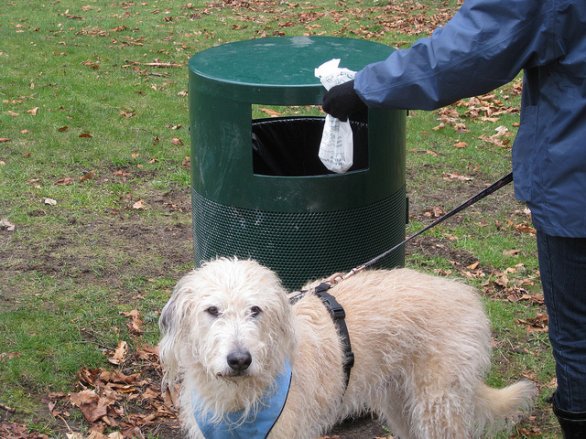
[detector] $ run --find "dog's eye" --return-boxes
[250,306,262,317]
[205,306,220,317]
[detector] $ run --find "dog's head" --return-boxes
[158,258,295,389]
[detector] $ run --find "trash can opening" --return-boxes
[252,116,368,176]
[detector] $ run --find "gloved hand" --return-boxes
[322,80,368,122]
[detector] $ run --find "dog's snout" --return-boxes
[227,350,252,372]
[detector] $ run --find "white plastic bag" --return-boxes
[315,59,356,174]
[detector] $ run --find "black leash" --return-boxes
[335,172,513,282]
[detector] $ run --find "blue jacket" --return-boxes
[355,0,586,237]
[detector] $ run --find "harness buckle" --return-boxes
[315,288,346,320]
[327,302,346,320]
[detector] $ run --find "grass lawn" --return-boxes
[1,0,558,437]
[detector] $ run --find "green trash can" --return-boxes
[189,36,406,290]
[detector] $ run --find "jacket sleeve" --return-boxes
[355,0,557,110]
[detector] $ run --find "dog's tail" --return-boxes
[474,380,537,435]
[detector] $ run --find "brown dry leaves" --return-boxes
[120,310,144,335]
[48,344,177,438]
[433,89,520,150]
[42,310,176,437]
[0,422,48,439]
[443,258,546,334]
[202,0,456,40]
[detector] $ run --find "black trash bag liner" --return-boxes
[252,116,368,176]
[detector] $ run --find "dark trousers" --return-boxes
[537,232,586,413]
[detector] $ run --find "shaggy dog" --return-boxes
[159,258,536,439]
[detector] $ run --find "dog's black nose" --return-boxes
[227,350,252,372]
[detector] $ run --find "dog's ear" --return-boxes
[158,296,181,389]
[159,296,176,335]
[158,271,198,389]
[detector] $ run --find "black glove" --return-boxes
[322,80,368,122]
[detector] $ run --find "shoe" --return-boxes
[553,402,586,439]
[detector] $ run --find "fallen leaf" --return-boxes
[69,389,110,423]
[136,345,159,361]
[0,219,16,232]
[79,132,93,138]
[0,137,11,143]
[108,341,128,365]
[82,60,100,70]
[119,109,135,118]
[259,107,282,117]
[466,261,480,270]
[494,125,510,136]
[423,206,445,218]
[27,107,39,116]
[514,223,536,235]
[171,137,183,146]
[494,273,510,288]
[55,177,74,185]
[99,370,141,385]
[479,134,510,148]
[121,310,144,335]
[132,199,146,210]
[443,172,473,181]
[44,198,57,206]
[0,351,20,360]
[453,141,468,149]
[518,313,549,333]
[80,170,95,182]
[0,422,47,439]
[57,126,69,132]
[112,170,131,182]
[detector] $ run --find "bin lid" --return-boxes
[189,36,393,104]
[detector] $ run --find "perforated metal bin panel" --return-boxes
[192,188,406,290]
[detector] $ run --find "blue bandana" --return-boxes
[193,360,292,439]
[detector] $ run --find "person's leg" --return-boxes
[537,232,586,437]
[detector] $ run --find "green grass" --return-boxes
[1,0,558,437]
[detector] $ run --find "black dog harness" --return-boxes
[289,282,355,390]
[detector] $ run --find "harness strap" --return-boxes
[314,282,355,390]
[288,283,354,390]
